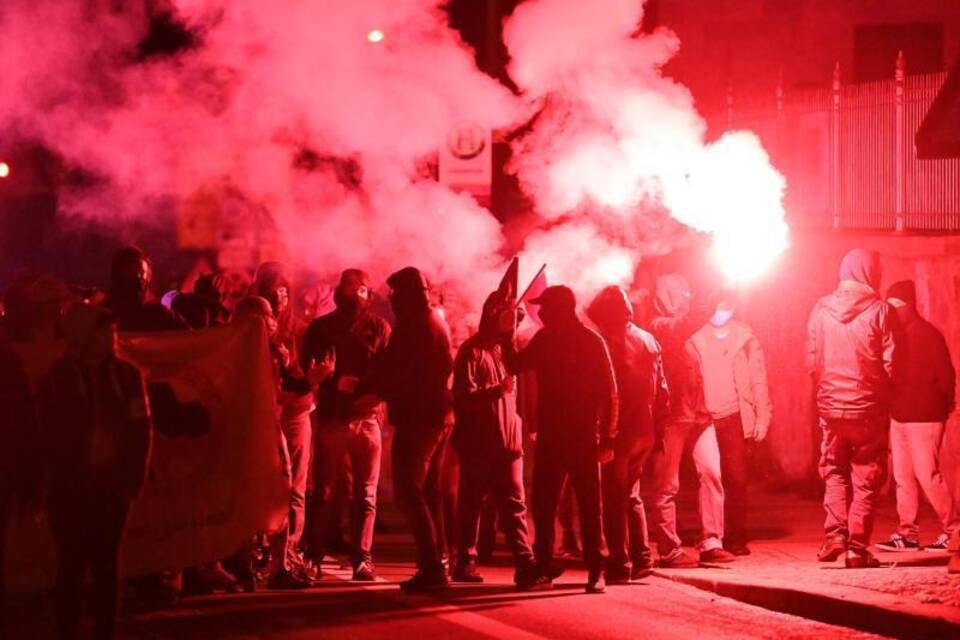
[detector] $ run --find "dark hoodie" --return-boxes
[452,290,522,459]
[587,286,670,443]
[806,249,895,419]
[649,274,714,428]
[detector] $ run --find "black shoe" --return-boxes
[817,535,847,562]
[267,569,311,590]
[699,548,736,563]
[844,549,880,569]
[876,533,919,552]
[452,558,484,583]
[586,569,606,594]
[399,570,449,594]
[540,563,565,581]
[353,561,377,582]
[605,567,631,585]
[514,564,553,591]
[630,559,654,580]
[727,542,751,556]
[924,533,951,552]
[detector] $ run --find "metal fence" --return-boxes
[715,55,960,232]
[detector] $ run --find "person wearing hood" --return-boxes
[649,273,733,567]
[377,267,455,593]
[689,297,773,556]
[587,286,669,583]
[300,269,391,582]
[503,285,618,594]
[37,302,153,640]
[807,248,895,568]
[104,246,184,332]
[875,280,958,554]
[451,287,547,590]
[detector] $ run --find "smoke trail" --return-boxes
[503,0,789,291]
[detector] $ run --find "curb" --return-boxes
[653,569,960,640]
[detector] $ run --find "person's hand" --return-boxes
[753,422,769,443]
[501,376,517,395]
[307,353,336,386]
[276,344,291,368]
[598,447,615,465]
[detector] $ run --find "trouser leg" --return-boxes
[393,425,449,573]
[715,414,748,545]
[601,445,630,574]
[819,419,852,540]
[569,449,606,573]
[456,457,489,561]
[308,425,350,562]
[532,443,567,570]
[89,498,132,640]
[847,419,888,551]
[49,493,87,640]
[281,412,313,563]
[348,417,382,565]
[905,421,959,537]
[890,420,920,540]
[653,423,690,556]
[490,456,535,565]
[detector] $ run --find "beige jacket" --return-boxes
[690,320,773,439]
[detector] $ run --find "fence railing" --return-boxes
[712,53,960,232]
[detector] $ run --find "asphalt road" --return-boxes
[119,561,891,640]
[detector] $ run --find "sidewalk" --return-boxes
[654,491,960,639]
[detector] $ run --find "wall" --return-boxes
[660,0,960,107]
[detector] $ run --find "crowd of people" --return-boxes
[1,245,959,639]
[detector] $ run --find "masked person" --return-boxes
[649,274,732,566]
[875,281,958,554]
[376,267,454,593]
[689,299,772,556]
[503,285,617,593]
[587,286,669,583]
[807,249,895,568]
[104,246,183,332]
[37,303,152,640]
[451,288,547,590]
[300,269,390,581]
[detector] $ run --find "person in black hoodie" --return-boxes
[876,280,958,553]
[807,248,895,568]
[103,246,184,332]
[587,285,669,583]
[378,267,454,593]
[451,287,546,589]
[300,269,391,581]
[503,285,618,594]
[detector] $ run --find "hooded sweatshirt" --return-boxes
[452,290,522,459]
[889,303,955,423]
[806,249,895,418]
[649,274,714,428]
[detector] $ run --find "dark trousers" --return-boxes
[457,453,534,566]
[48,489,132,640]
[714,413,749,546]
[533,440,607,572]
[393,424,452,573]
[601,434,654,574]
[311,416,382,565]
[819,416,888,551]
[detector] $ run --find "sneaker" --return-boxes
[630,559,654,581]
[267,568,312,590]
[452,558,484,583]
[844,549,880,569]
[399,570,449,594]
[876,534,920,552]
[514,565,553,591]
[924,533,951,552]
[658,548,699,568]
[585,568,606,594]
[540,562,566,581]
[353,561,377,582]
[817,535,847,562]
[726,542,751,556]
[699,548,736,564]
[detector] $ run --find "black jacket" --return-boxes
[453,337,521,459]
[891,311,955,423]
[505,319,618,449]
[301,307,391,421]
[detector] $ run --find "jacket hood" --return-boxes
[655,274,691,318]
[587,285,633,330]
[823,283,881,323]
[838,249,881,292]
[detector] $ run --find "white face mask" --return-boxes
[709,309,734,327]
